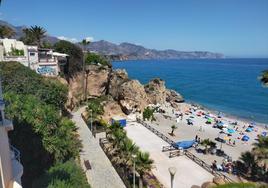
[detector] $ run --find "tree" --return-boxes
[200,139,215,154]
[143,107,155,121]
[53,40,83,75]
[0,25,15,38]
[34,160,90,188]
[170,125,177,136]
[260,70,268,87]
[85,53,111,67]
[253,136,268,166]
[239,151,258,177]
[29,25,47,47]
[135,151,154,178]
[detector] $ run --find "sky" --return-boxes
[0,0,268,57]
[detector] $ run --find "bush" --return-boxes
[34,160,90,188]
[143,107,155,121]
[85,53,111,67]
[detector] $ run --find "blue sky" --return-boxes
[1,0,268,57]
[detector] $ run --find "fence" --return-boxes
[137,119,235,183]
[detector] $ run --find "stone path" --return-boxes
[71,107,125,188]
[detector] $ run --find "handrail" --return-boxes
[138,119,235,183]
[10,145,21,163]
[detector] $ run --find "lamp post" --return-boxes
[168,167,177,188]
[89,109,93,132]
[132,154,137,188]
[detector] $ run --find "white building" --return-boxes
[0,38,68,77]
[0,79,23,188]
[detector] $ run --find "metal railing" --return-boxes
[10,145,21,163]
[137,119,235,183]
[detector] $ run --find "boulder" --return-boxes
[102,100,126,122]
[108,69,129,99]
[144,78,167,104]
[166,89,184,108]
[118,80,149,114]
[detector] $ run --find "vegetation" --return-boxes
[86,97,106,123]
[215,183,266,188]
[237,136,268,182]
[53,40,83,75]
[85,53,112,67]
[105,122,161,187]
[0,25,15,38]
[143,107,156,121]
[7,47,25,56]
[260,70,268,86]
[200,138,216,154]
[33,160,90,188]
[0,61,85,187]
[21,25,47,47]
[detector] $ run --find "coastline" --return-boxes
[184,100,268,128]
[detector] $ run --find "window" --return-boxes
[30,52,35,56]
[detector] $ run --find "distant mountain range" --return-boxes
[1,20,224,60]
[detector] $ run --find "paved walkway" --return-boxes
[125,122,214,188]
[72,107,125,188]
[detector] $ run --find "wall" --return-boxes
[0,127,13,188]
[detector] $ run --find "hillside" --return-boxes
[1,20,224,60]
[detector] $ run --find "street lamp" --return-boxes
[132,154,137,188]
[89,109,93,132]
[168,167,177,188]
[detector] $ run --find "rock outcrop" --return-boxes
[67,65,184,113]
[144,78,167,104]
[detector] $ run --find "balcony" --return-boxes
[10,145,23,188]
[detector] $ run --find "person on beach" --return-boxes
[229,139,231,145]
[195,135,198,142]
[197,137,201,144]
[233,140,236,146]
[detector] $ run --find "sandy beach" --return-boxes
[145,102,267,162]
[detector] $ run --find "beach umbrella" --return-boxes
[242,135,250,141]
[246,127,253,132]
[249,122,256,127]
[223,136,230,141]
[227,129,235,134]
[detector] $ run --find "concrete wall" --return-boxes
[0,127,13,188]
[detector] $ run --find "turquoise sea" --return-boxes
[113,59,268,124]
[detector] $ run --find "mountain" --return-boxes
[1,20,224,60]
[87,40,224,60]
[0,20,59,44]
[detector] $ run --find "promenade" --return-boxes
[72,107,125,188]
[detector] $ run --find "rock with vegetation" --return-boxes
[144,78,167,104]
[108,69,129,99]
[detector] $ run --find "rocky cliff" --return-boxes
[67,65,184,115]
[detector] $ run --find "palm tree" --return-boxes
[0,25,15,38]
[170,125,177,136]
[253,136,268,166]
[29,25,46,47]
[120,139,139,167]
[201,139,215,154]
[79,39,91,101]
[260,70,268,87]
[240,151,258,177]
[135,151,154,178]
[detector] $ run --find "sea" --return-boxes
[112,59,268,125]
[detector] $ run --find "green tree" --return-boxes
[85,53,111,67]
[239,151,258,177]
[135,151,154,178]
[53,40,83,75]
[200,139,215,154]
[34,160,90,188]
[29,25,47,47]
[143,107,155,121]
[253,136,268,166]
[0,25,15,38]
